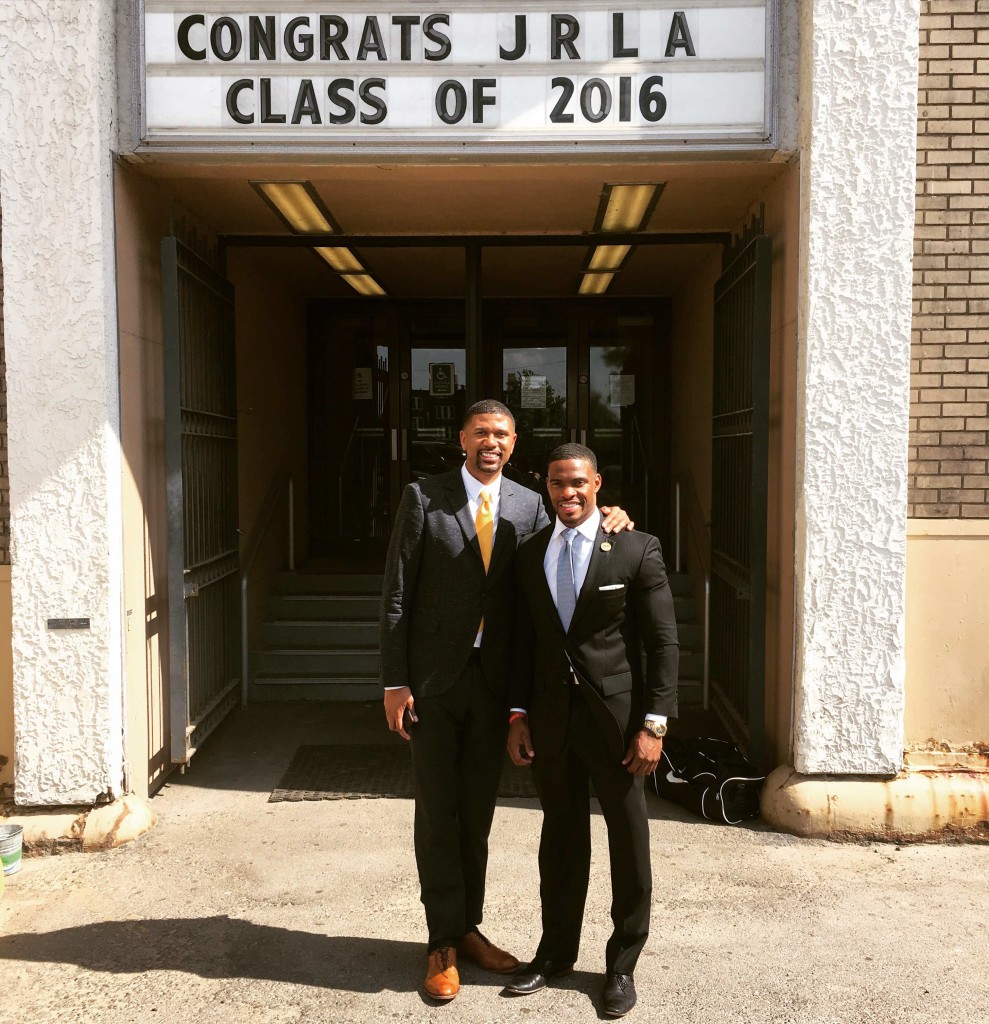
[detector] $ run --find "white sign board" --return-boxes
[140,2,774,155]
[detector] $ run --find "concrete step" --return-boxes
[677,679,703,706]
[269,594,381,621]
[673,594,697,622]
[276,572,384,595]
[261,621,378,648]
[678,652,703,679]
[250,677,381,701]
[677,622,702,651]
[252,649,380,676]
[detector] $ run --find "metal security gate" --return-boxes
[162,237,240,765]
[709,223,771,761]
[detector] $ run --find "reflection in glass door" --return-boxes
[490,302,666,533]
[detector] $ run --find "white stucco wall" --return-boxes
[0,1,124,804]
[791,0,919,774]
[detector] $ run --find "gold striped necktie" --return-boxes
[476,488,494,571]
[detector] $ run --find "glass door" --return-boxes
[488,300,667,533]
[398,309,468,490]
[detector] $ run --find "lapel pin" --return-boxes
[600,541,612,552]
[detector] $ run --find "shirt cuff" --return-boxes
[509,707,527,715]
[644,714,668,726]
[384,685,407,691]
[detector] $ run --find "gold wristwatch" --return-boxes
[641,719,668,739]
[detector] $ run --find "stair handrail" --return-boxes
[629,410,650,528]
[674,471,711,710]
[240,471,295,707]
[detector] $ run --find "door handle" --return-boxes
[579,430,587,446]
[391,428,398,461]
[569,429,577,443]
[401,429,408,461]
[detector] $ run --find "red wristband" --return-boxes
[508,711,527,725]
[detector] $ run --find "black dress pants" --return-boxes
[531,695,652,975]
[409,654,508,951]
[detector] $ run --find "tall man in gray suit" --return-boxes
[380,400,630,1001]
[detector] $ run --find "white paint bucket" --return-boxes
[0,824,24,875]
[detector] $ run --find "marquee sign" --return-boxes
[139,2,775,154]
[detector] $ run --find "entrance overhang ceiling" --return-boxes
[134,159,785,297]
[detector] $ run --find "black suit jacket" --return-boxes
[510,519,679,761]
[380,468,550,699]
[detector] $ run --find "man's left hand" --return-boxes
[622,731,663,776]
[600,505,634,534]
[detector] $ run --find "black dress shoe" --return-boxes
[602,973,637,1017]
[503,958,575,995]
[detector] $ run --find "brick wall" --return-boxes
[0,208,7,561]
[910,0,989,518]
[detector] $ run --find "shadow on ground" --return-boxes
[0,916,607,999]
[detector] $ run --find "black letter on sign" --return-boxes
[357,17,387,61]
[473,79,497,123]
[249,16,276,60]
[226,79,254,124]
[392,15,420,61]
[580,79,611,123]
[500,15,527,60]
[639,75,667,122]
[612,13,637,58]
[665,12,696,56]
[211,17,242,61]
[327,79,356,124]
[292,79,322,124]
[550,77,575,123]
[359,79,387,124]
[551,15,580,60]
[285,16,315,61]
[320,16,350,60]
[177,15,206,61]
[260,78,286,123]
[423,15,452,61]
[436,80,467,124]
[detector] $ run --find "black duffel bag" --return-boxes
[650,735,765,824]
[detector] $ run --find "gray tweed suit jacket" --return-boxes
[380,468,550,700]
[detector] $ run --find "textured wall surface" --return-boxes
[0,210,8,563]
[0,1,124,804]
[792,0,919,774]
[909,0,989,518]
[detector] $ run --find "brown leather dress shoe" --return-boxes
[424,947,459,1001]
[458,928,521,974]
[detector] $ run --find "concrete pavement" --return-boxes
[1,702,987,1024]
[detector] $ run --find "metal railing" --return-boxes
[674,472,711,710]
[240,472,295,707]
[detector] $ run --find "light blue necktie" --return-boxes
[556,529,578,631]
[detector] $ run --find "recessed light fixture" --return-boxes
[577,182,664,296]
[251,181,338,234]
[251,180,387,296]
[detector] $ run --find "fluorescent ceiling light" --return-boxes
[587,244,632,272]
[598,183,664,233]
[343,274,386,297]
[251,180,337,234]
[315,247,365,274]
[578,273,613,296]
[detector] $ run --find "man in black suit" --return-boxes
[505,442,679,1018]
[380,403,631,1001]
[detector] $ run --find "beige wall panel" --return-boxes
[228,249,309,655]
[115,163,172,798]
[905,522,989,747]
[757,163,800,769]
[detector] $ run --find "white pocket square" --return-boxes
[598,583,625,591]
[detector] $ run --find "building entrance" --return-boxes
[308,297,669,564]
